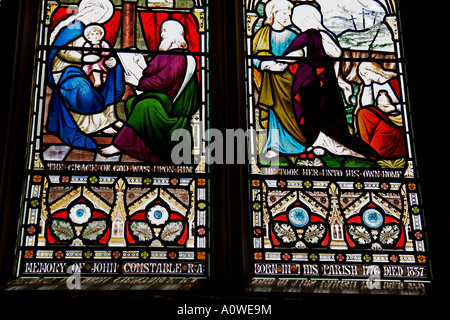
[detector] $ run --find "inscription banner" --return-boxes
[22,261,206,276]
[254,262,427,280]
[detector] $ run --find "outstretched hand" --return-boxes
[338,79,353,104]
[105,57,117,68]
[133,54,147,69]
[261,60,288,72]
[124,71,139,86]
[269,62,288,72]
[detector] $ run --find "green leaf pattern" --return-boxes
[82,220,107,241]
[348,225,371,244]
[161,221,184,242]
[379,224,400,244]
[51,220,75,241]
[304,224,325,244]
[274,222,297,243]
[130,221,153,241]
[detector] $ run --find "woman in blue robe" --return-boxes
[253,0,307,160]
[46,0,124,149]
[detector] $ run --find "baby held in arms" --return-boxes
[82,24,110,88]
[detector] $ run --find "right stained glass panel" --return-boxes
[244,0,431,285]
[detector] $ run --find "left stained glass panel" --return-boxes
[16,0,210,278]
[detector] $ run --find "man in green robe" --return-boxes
[101,20,199,163]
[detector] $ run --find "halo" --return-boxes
[78,0,114,24]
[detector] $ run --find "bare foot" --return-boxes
[265,150,279,158]
[103,127,117,134]
[378,104,396,113]
[101,145,120,155]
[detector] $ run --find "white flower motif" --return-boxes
[148,205,169,225]
[69,204,92,224]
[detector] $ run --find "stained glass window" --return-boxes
[15,0,210,279]
[244,0,431,285]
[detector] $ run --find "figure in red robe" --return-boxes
[356,62,406,158]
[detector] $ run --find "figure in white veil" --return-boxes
[46,0,125,149]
